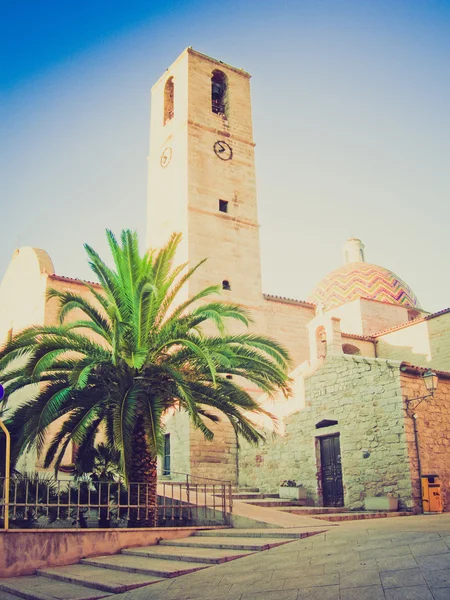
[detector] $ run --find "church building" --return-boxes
[1,48,449,512]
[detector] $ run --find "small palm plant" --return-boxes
[0,230,291,526]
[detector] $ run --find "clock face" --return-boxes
[213,140,233,161]
[160,147,172,168]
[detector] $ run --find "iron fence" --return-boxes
[0,473,232,530]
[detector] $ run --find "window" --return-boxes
[222,280,231,291]
[316,419,338,429]
[342,343,361,355]
[211,70,227,116]
[163,434,171,476]
[164,77,174,125]
[219,200,228,213]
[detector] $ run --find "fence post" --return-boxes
[0,418,11,531]
[186,473,191,521]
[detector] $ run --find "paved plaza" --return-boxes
[113,515,450,600]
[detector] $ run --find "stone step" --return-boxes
[312,511,413,522]
[229,492,279,500]
[158,481,259,493]
[193,528,314,539]
[122,544,254,564]
[236,498,306,507]
[81,554,208,578]
[276,506,352,514]
[0,575,113,600]
[0,593,23,600]
[160,536,293,551]
[36,563,162,594]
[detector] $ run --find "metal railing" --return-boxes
[0,472,233,530]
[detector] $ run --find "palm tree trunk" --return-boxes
[128,415,158,527]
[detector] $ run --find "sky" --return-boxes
[1,0,450,312]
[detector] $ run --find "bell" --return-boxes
[211,82,224,100]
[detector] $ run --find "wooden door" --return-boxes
[320,435,344,507]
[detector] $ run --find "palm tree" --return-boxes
[0,230,291,526]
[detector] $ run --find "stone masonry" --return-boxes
[239,355,416,510]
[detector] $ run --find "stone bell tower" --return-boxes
[147,48,263,307]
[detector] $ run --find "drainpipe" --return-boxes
[411,412,424,513]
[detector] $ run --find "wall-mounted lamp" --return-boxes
[405,369,438,415]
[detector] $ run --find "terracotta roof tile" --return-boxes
[263,293,316,308]
[48,274,101,288]
[400,361,450,379]
[341,332,376,342]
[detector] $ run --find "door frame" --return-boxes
[316,432,344,507]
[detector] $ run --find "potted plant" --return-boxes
[364,493,399,511]
[279,480,307,500]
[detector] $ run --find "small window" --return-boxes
[408,309,420,321]
[342,343,361,355]
[219,200,228,213]
[316,419,338,429]
[222,280,231,291]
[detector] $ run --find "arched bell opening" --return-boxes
[164,77,175,125]
[316,326,327,359]
[211,70,228,117]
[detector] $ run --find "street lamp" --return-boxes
[405,369,438,414]
[423,369,438,396]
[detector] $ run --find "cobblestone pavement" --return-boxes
[113,515,450,600]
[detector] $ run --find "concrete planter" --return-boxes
[364,496,398,511]
[279,486,307,500]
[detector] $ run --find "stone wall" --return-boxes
[190,416,237,483]
[401,371,450,511]
[239,355,415,509]
[328,298,410,337]
[376,312,450,372]
[426,314,450,372]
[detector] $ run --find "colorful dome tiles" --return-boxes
[310,262,421,311]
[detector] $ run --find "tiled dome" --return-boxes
[310,239,421,311]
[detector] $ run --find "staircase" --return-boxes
[230,487,307,508]
[276,506,413,521]
[0,529,307,600]
[231,490,413,523]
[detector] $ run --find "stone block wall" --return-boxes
[190,416,237,483]
[401,371,450,511]
[376,320,431,367]
[427,314,450,372]
[376,312,450,372]
[239,355,415,509]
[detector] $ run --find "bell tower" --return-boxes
[147,48,263,307]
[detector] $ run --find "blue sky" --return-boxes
[1,0,450,311]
